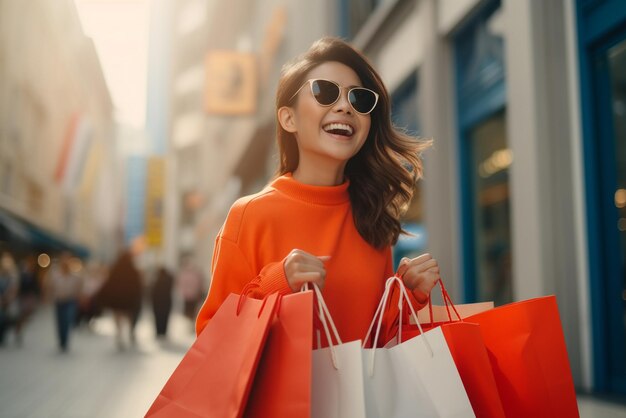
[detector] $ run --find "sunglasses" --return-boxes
[290,78,379,115]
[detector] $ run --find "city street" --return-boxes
[0,303,195,418]
[1,302,626,417]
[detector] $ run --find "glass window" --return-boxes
[608,39,626,361]
[469,110,512,306]
[391,72,419,135]
[390,71,424,269]
[341,0,380,39]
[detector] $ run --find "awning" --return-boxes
[0,208,90,258]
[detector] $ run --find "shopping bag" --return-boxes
[439,322,506,418]
[244,291,313,418]
[145,292,279,418]
[310,284,367,418]
[466,296,580,418]
[400,279,493,340]
[363,277,475,418]
[394,280,505,418]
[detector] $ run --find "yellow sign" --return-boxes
[204,51,257,115]
[145,157,165,247]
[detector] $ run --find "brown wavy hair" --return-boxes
[275,37,431,249]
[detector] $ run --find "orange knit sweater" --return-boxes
[196,173,414,345]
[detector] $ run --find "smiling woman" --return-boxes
[195,37,437,348]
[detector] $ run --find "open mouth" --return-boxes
[323,122,354,137]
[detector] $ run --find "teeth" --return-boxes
[323,123,353,135]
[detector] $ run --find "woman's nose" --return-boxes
[332,89,353,114]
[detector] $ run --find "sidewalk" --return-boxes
[1,302,626,417]
[0,303,195,418]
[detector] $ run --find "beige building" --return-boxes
[0,0,119,260]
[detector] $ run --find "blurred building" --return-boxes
[0,0,121,261]
[164,0,339,270]
[161,0,625,399]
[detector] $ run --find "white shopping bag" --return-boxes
[362,277,476,418]
[309,284,367,418]
[362,345,439,417]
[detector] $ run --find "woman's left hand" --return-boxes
[396,253,440,304]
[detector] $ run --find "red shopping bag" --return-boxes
[145,292,279,418]
[244,291,314,418]
[398,279,492,340]
[396,280,505,418]
[466,296,580,418]
[440,322,506,418]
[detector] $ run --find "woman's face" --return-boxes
[285,61,372,173]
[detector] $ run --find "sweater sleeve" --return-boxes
[249,259,293,297]
[194,234,292,336]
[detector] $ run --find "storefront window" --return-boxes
[468,110,512,305]
[608,39,626,360]
[391,72,424,269]
[340,0,380,39]
[455,1,509,304]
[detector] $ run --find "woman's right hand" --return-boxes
[283,249,330,292]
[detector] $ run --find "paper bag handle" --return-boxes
[302,283,342,370]
[363,276,434,376]
[415,278,462,327]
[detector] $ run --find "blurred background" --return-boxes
[0,0,625,416]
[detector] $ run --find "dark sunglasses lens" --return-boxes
[311,80,340,105]
[349,88,377,114]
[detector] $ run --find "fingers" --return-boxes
[397,253,434,277]
[398,253,441,295]
[284,249,330,291]
[396,257,410,277]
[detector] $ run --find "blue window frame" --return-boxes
[391,71,424,271]
[454,0,509,304]
[391,71,420,135]
[575,0,626,395]
[338,0,381,39]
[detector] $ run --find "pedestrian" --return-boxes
[151,266,173,338]
[46,252,82,352]
[195,37,440,346]
[16,253,40,343]
[176,257,204,326]
[95,249,143,350]
[76,260,105,327]
[0,252,19,346]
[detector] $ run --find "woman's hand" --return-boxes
[283,249,331,292]
[396,253,440,304]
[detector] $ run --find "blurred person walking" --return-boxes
[16,253,40,342]
[0,252,20,346]
[176,257,204,327]
[95,249,143,350]
[150,266,173,339]
[46,252,82,353]
[76,260,105,326]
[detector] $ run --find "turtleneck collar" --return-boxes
[270,173,350,205]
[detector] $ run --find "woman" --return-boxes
[196,37,440,346]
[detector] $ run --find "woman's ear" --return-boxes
[277,106,297,133]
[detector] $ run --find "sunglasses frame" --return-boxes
[289,78,380,115]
